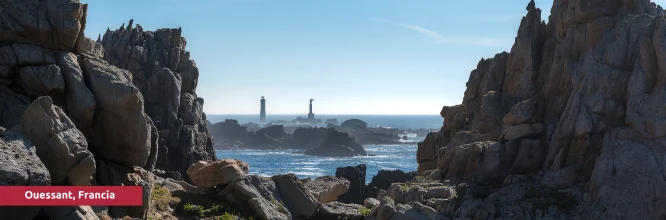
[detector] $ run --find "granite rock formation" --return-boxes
[364,169,416,200]
[0,0,219,218]
[0,129,50,220]
[100,20,216,179]
[415,0,666,218]
[18,96,96,186]
[303,176,350,203]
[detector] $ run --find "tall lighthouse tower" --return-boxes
[260,96,266,122]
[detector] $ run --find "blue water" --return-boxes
[207,114,443,130]
[215,144,418,184]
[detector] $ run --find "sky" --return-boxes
[84,0,663,115]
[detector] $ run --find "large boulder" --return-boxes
[18,96,96,186]
[186,159,249,189]
[271,174,320,217]
[304,129,367,157]
[0,129,50,220]
[81,58,152,168]
[336,164,366,204]
[18,65,65,104]
[303,176,350,203]
[0,0,87,50]
[220,175,291,220]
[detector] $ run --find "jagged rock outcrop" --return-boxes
[100,20,216,180]
[416,0,666,218]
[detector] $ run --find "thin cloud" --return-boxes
[375,18,512,47]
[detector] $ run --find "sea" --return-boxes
[210,114,442,183]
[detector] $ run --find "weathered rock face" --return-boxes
[303,176,350,203]
[364,169,415,199]
[219,175,292,220]
[417,0,666,218]
[271,174,320,217]
[100,21,216,180]
[0,129,50,220]
[81,57,152,168]
[187,159,249,189]
[18,96,96,186]
[55,52,96,132]
[336,164,366,204]
[304,129,367,157]
[0,0,88,50]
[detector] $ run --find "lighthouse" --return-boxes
[307,99,315,121]
[260,96,266,122]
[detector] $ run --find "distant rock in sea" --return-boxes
[303,129,367,157]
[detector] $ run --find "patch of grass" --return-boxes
[183,203,205,216]
[401,184,409,191]
[151,184,180,211]
[270,197,286,212]
[218,212,237,220]
[358,207,372,216]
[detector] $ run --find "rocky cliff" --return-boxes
[99,20,216,180]
[416,0,666,218]
[0,0,216,219]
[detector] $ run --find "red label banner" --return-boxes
[0,186,143,206]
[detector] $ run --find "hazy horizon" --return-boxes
[84,0,666,115]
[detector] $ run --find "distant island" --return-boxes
[207,118,437,153]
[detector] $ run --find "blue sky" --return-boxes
[84,0,610,115]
